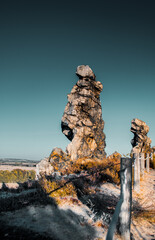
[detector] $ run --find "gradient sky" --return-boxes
[0,0,155,160]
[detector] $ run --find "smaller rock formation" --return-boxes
[107,151,121,160]
[36,148,69,179]
[36,158,54,179]
[130,118,152,153]
[61,65,106,161]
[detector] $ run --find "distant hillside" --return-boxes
[0,158,39,167]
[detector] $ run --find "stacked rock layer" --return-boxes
[61,65,106,161]
[131,118,152,153]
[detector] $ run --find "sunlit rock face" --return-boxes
[130,118,152,153]
[36,148,69,179]
[61,65,106,161]
[36,158,54,179]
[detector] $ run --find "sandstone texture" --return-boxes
[107,151,121,160]
[130,118,152,153]
[36,148,70,178]
[61,65,106,161]
[36,157,54,179]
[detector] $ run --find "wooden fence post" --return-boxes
[118,158,132,240]
[133,153,140,192]
[106,158,132,240]
[140,153,145,177]
[146,153,150,172]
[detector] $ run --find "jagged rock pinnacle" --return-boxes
[61,65,106,160]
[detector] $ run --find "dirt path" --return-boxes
[132,170,155,210]
[131,169,155,240]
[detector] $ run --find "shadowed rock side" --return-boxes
[61,65,106,161]
[130,118,152,153]
[152,146,155,153]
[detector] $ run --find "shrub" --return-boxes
[38,155,121,203]
[0,169,36,183]
[59,157,121,185]
[39,176,77,204]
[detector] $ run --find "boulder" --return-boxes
[36,158,54,179]
[49,147,70,171]
[76,65,96,80]
[49,147,67,162]
[36,148,71,179]
[61,65,106,161]
[130,118,152,153]
[107,151,121,160]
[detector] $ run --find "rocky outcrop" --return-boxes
[36,148,70,179]
[107,151,121,160]
[130,118,152,153]
[61,65,106,161]
[36,158,54,179]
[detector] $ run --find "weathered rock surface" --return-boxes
[107,151,121,160]
[76,65,96,80]
[36,157,54,179]
[130,118,152,153]
[49,147,67,161]
[36,148,70,178]
[61,65,106,161]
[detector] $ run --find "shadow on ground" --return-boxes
[0,184,96,240]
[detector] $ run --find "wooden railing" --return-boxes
[106,158,132,240]
[133,153,153,192]
[106,153,153,239]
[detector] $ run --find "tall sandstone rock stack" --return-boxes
[61,65,106,161]
[130,118,152,153]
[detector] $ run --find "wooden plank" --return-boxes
[118,158,132,239]
[140,153,145,177]
[106,158,132,240]
[133,153,140,192]
[146,153,150,172]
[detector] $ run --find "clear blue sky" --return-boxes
[0,0,155,160]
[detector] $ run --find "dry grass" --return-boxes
[39,156,121,205]
[60,157,121,185]
[133,210,155,223]
[38,176,77,204]
[0,169,36,183]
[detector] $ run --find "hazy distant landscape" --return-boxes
[0,158,38,167]
[0,159,37,184]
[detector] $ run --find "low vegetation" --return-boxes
[0,169,36,183]
[39,156,121,205]
[52,156,121,184]
[133,209,155,223]
[39,176,77,204]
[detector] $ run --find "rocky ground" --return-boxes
[0,169,154,240]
